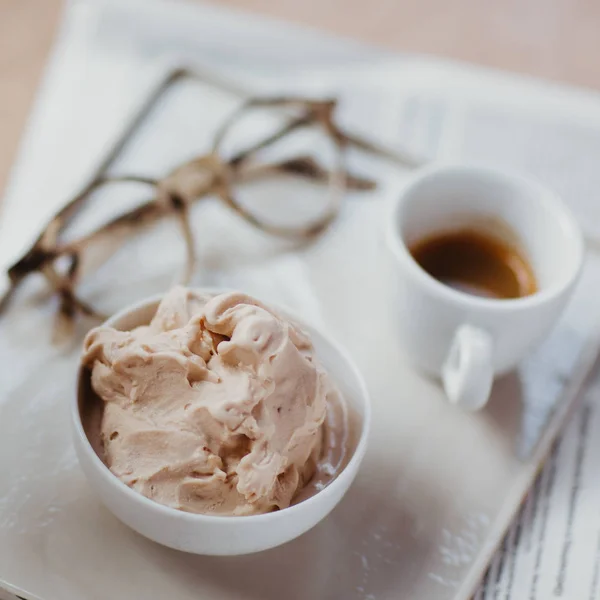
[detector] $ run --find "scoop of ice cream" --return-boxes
[82,287,332,515]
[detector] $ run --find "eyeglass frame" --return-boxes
[0,66,422,337]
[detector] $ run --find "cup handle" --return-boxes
[442,324,494,411]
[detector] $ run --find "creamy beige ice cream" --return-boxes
[82,287,345,516]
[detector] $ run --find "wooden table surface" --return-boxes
[1,0,600,199]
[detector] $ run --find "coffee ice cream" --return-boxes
[82,287,348,516]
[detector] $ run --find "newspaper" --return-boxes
[389,67,600,599]
[2,2,600,599]
[477,384,600,600]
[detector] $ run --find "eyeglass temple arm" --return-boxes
[235,155,376,191]
[333,127,425,169]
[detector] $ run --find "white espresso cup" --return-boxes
[386,164,584,411]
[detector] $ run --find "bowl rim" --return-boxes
[72,288,372,524]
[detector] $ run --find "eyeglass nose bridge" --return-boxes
[158,153,228,205]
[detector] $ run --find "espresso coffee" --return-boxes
[409,229,537,299]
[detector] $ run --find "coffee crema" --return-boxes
[409,229,537,299]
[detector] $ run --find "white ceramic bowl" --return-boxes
[72,290,371,555]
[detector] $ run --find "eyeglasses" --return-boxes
[0,67,421,339]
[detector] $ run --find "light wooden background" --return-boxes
[1,0,600,198]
